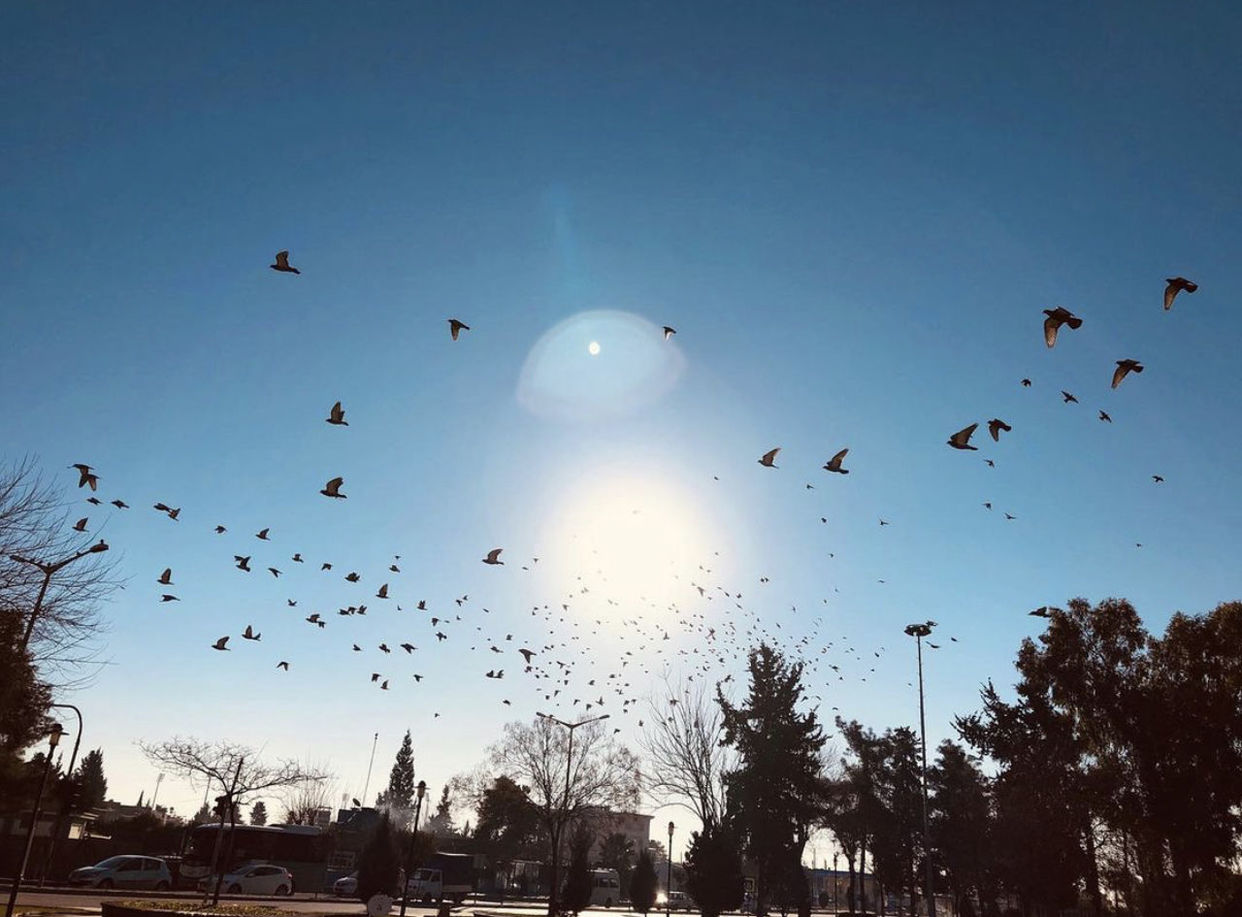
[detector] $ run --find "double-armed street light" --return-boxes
[10,540,109,654]
[904,621,937,917]
[5,724,64,917]
[535,712,610,914]
[398,780,428,917]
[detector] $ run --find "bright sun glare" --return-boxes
[588,340,600,355]
[543,470,716,623]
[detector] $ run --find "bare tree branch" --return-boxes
[138,736,333,806]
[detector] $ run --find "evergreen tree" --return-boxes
[718,643,827,914]
[561,825,594,914]
[424,784,456,835]
[75,749,107,810]
[683,827,745,917]
[630,850,658,914]
[250,800,268,825]
[190,802,212,826]
[356,811,401,901]
[381,731,416,827]
[598,832,636,898]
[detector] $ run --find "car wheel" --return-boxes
[275,885,290,897]
[98,880,114,890]
[228,884,242,894]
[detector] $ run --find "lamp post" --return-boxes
[5,724,63,917]
[666,821,674,917]
[904,621,936,917]
[38,704,83,886]
[398,780,427,917]
[10,540,109,654]
[535,712,610,916]
[833,852,838,915]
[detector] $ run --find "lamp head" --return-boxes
[416,780,427,799]
[904,623,932,638]
[668,820,674,834]
[48,722,64,748]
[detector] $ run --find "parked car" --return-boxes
[68,856,173,890]
[333,872,359,897]
[198,864,294,896]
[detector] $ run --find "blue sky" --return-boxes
[4,2,1240,853]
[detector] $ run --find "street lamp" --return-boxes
[833,851,838,915]
[398,780,428,917]
[10,540,109,654]
[39,704,83,885]
[535,712,610,916]
[904,621,936,917]
[5,724,63,917]
[666,821,674,917]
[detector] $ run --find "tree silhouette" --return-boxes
[74,748,107,811]
[249,800,268,826]
[683,826,744,917]
[561,824,594,914]
[356,811,401,901]
[630,849,658,914]
[378,730,416,828]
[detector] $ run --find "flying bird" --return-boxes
[376,584,389,599]
[157,568,173,585]
[256,528,270,540]
[214,525,226,534]
[987,419,1012,442]
[1112,359,1144,389]
[73,517,88,532]
[483,549,504,565]
[1163,276,1197,311]
[321,477,346,499]
[345,571,360,582]
[947,424,979,451]
[1043,307,1083,348]
[758,448,781,468]
[1062,391,1078,404]
[1029,606,1054,618]
[663,326,676,340]
[242,625,260,641]
[1152,475,1164,483]
[326,401,348,426]
[276,661,289,671]
[1020,378,1031,387]
[71,464,99,490]
[160,594,179,602]
[211,636,230,651]
[519,648,535,663]
[234,556,251,572]
[86,497,102,505]
[270,250,300,274]
[111,500,129,509]
[1099,410,1112,423]
[448,318,470,341]
[822,448,849,474]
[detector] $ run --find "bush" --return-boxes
[684,828,745,917]
[630,851,658,914]
[356,812,401,902]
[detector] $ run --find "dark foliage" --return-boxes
[683,827,744,917]
[630,850,658,914]
[561,825,594,914]
[356,811,401,901]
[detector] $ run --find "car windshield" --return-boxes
[94,857,128,869]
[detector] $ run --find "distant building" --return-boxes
[576,808,653,864]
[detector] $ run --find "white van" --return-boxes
[589,868,621,907]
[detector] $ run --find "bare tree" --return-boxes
[282,765,339,825]
[642,677,734,830]
[139,736,331,904]
[0,457,120,687]
[489,717,641,916]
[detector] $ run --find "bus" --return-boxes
[181,824,330,892]
[589,868,621,908]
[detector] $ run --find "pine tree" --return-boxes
[425,784,456,835]
[356,811,401,901]
[190,803,212,826]
[382,731,416,827]
[718,643,827,916]
[683,827,745,917]
[75,749,107,810]
[630,850,658,914]
[561,825,594,914]
[250,800,268,825]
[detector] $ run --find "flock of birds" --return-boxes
[55,256,1202,731]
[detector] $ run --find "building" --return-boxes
[577,808,653,864]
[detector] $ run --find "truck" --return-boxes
[406,852,474,904]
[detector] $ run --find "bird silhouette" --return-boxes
[160,594,179,602]
[483,548,504,565]
[1020,378,1032,387]
[276,661,289,671]
[242,625,260,641]
[376,584,389,599]
[1112,359,1144,389]
[1099,410,1112,423]
[1043,307,1083,348]
[234,556,251,572]
[947,424,979,450]
[157,568,173,585]
[211,636,230,651]
[256,528,270,540]
[71,464,99,490]
[663,326,676,340]
[321,477,346,499]
[822,448,849,474]
[987,419,1012,442]
[1152,475,1164,483]
[448,318,470,341]
[758,448,780,468]
[326,401,348,425]
[73,517,88,532]
[1163,277,1197,310]
[270,250,300,274]
[1062,391,1079,404]
[111,500,129,509]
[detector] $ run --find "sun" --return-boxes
[588,340,600,356]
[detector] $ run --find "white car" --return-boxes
[334,873,359,897]
[200,863,294,896]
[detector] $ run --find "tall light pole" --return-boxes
[535,712,610,916]
[5,724,63,917]
[10,541,109,654]
[666,821,674,917]
[398,780,427,917]
[39,704,83,885]
[833,852,838,915]
[905,621,936,917]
